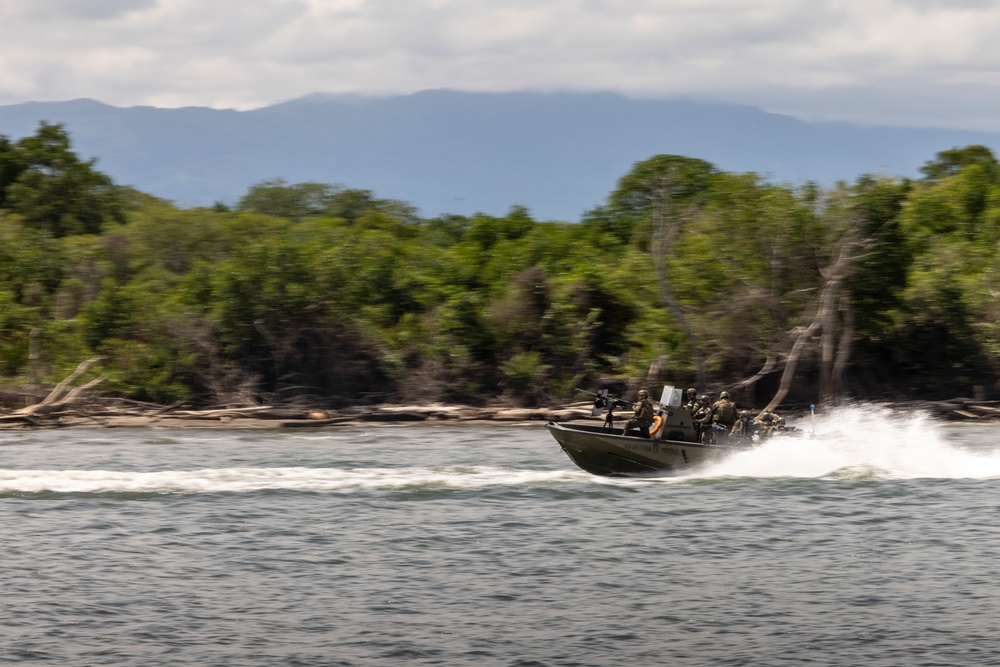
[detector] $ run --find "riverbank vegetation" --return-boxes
[1,123,998,413]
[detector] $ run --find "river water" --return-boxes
[2,405,999,666]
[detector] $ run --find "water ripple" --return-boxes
[0,417,999,665]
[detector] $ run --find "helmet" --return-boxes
[699,395,709,402]
[686,387,696,397]
[720,391,730,400]
[638,390,649,399]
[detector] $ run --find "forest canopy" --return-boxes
[0,123,998,408]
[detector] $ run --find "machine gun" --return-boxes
[576,388,633,432]
[577,388,632,415]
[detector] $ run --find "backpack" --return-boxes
[715,400,736,424]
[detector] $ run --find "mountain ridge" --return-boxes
[1,90,997,221]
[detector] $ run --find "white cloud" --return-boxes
[1,0,999,129]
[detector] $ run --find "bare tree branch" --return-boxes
[30,357,105,410]
[728,354,780,393]
[649,173,708,389]
[762,225,871,412]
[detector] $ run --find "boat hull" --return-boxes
[545,421,751,476]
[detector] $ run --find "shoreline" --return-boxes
[0,403,594,430]
[2,398,999,430]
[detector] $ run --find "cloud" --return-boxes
[1,0,1000,130]
[1,0,157,21]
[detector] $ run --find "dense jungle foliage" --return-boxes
[0,122,998,408]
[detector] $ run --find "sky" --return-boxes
[2,0,1000,131]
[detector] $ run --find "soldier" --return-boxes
[710,391,738,433]
[693,394,714,443]
[730,410,755,440]
[683,388,702,414]
[621,389,655,438]
[754,410,779,440]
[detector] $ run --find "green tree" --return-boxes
[237,179,419,224]
[0,123,125,236]
[236,179,334,221]
[583,155,718,246]
[843,175,912,338]
[920,145,999,182]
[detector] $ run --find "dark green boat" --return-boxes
[546,387,754,476]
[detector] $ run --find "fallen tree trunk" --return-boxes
[0,358,107,426]
[22,357,105,413]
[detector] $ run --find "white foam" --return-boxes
[0,465,588,494]
[3,406,996,491]
[695,404,1000,480]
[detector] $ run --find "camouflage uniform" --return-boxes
[621,392,655,438]
[684,394,702,420]
[754,411,778,440]
[730,410,754,440]
[683,388,701,414]
[711,393,738,429]
[693,396,713,443]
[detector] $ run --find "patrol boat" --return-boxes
[545,386,753,476]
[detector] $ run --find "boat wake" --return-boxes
[0,465,588,495]
[693,404,1000,480]
[2,405,997,494]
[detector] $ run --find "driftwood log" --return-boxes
[0,357,107,426]
[0,364,997,431]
